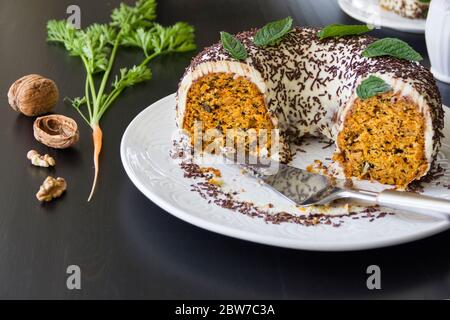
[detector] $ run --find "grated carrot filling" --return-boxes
[183,72,273,153]
[335,92,428,187]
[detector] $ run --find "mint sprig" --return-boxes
[356,75,393,100]
[253,16,293,47]
[317,24,372,40]
[362,38,423,61]
[220,31,247,60]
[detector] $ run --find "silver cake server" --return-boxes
[238,161,450,220]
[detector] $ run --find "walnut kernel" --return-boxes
[33,115,79,149]
[8,74,59,116]
[36,176,67,202]
[27,150,55,167]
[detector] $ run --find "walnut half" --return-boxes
[27,150,55,167]
[36,176,67,202]
[33,114,79,149]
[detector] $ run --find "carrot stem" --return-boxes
[81,56,97,102]
[87,124,103,202]
[94,32,122,114]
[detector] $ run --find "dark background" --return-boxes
[0,0,449,299]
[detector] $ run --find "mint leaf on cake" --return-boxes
[253,16,293,46]
[317,24,372,40]
[356,75,393,100]
[362,38,423,61]
[220,31,248,60]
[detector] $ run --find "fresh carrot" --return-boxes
[87,124,103,202]
[47,0,196,201]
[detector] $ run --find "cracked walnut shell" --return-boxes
[33,114,79,149]
[8,74,59,116]
[36,176,67,202]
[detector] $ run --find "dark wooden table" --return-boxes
[0,0,449,299]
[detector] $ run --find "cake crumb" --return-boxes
[200,167,222,177]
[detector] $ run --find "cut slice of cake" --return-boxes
[380,0,430,19]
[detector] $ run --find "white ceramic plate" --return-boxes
[121,94,450,251]
[338,0,426,34]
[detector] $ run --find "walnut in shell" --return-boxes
[33,115,79,149]
[7,74,59,116]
